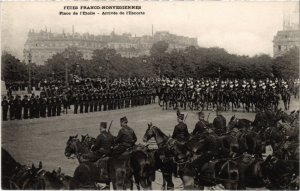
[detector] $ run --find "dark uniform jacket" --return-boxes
[115,125,137,147]
[192,120,209,135]
[92,131,114,155]
[172,122,189,142]
[213,115,227,132]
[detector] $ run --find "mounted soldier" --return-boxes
[213,106,227,135]
[81,122,114,162]
[192,111,209,135]
[112,116,137,155]
[172,114,189,144]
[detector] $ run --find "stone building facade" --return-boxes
[23,29,198,65]
[273,29,300,58]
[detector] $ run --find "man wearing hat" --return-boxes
[172,114,189,143]
[192,112,209,135]
[213,106,227,135]
[90,122,114,160]
[113,116,137,155]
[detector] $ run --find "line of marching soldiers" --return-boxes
[1,88,155,121]
[71,88,155,114]
[1,94,66,121]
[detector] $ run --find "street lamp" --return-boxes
[27,51,32,94]
[63,50,70,86]
[218,67,221,79]
[105,54,110,82]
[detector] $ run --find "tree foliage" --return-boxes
[2,44,299,82]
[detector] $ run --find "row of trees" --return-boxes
[1,41,299,83]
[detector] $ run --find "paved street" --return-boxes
[2,98,299,189]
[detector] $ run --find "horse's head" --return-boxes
[143,123,156,142]
[81,134,95,150]
[24,162,45,189]
[64,135,79,158]
[228,115,237,130]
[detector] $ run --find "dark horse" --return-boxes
[1,148,46,189]
[228,115,265,156]
[166,135,240,190]
[64,135,132,190]
[143,123,177,190]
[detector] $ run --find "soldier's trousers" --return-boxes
[94,102,98,111]
[47,107,52,117]
[79,104,83,113]
[23,108,29,119]
[74,104,78,114]
[85,103,89,113]
[2,108,8,121]
[90,103,94,112]
[10,108,15,120]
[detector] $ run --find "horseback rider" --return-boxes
[192,111,209,135]
[81,122,113,162]
[112,116,137,155]
[213,106,227,135]
[172,114,190,144]
[91,122,114,158]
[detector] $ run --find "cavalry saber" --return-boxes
[108,120,113,132]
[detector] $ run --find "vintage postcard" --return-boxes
[1,1,299,190]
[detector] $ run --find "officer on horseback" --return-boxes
[172,114,190,143]
[91,122,114,158]
[112,116,137,155]
[192,111,209,135]
[213,106,227,134]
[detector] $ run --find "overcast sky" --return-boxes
[1,1,299,59]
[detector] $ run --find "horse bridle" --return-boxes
[66,138,81,159]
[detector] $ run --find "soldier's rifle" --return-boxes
[184,112,189,122]
[108,120,113,132]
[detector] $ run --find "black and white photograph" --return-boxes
[1,1,299,190]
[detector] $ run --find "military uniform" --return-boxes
[74,94,79,114]
[92,131,114,156]
[213,114,227,134]
[29,97,35,119]
[56,97,62,116]
[35,96,40,118]
[79,94,84,113]
[113,117,137,155]
[40,97,47,118]
[2,96,8,121]
[47,97,52,117]
[15,96,22,120]
[192,119,209,135]
[172,121,190,143]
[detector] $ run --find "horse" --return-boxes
[181,153,240,190]
[64,135,132,190]
[261,155,298,190]
[142,123,177,190]
[130,145,156,190]
[228,115,252,130]
[233,153,266,189]
[81,134,96,150]
[2,148,45,189]
[34,163,71,190]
